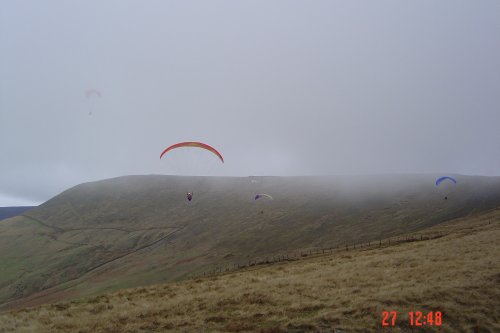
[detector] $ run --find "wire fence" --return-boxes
[191,217,498,279]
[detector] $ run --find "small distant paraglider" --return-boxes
[249,176,259,183]
[86,89,101,98]
[85,89,101,116]
[187,192,193,202]
[255,194,273,201]
[435,176,457,186]
[435,176,457,200]
[255,194,273,214]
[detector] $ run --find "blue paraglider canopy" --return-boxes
[435,176,457,186]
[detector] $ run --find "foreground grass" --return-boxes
[0,210,499,333]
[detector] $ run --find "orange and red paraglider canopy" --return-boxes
[160,142,224,163]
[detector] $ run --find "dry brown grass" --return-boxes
[0,209,499,333]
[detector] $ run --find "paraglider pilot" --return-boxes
[187,192,193,201]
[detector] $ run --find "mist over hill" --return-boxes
[1,174,499,310]
[0,207,35,221]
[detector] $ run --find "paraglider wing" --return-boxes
[255,194,273,200]
[86,89,102,98]
[435,176,457,186]
[160,142,224,163]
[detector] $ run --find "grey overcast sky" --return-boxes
[1,1,499,206]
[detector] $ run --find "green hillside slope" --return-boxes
[1,205,498,332]
[0,174,499,310]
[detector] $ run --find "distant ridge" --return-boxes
[0,206,35,221]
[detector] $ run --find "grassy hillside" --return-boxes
[0,206,498,332]
[0,174,499,311]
